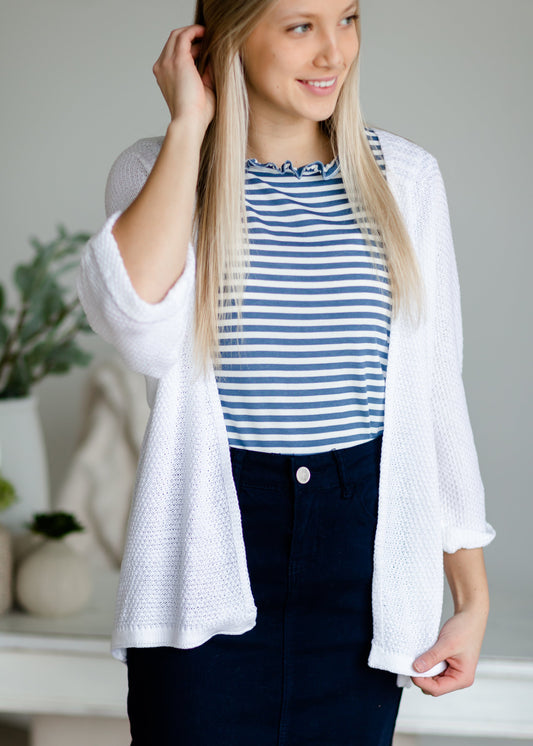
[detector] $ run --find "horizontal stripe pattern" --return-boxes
[215,128,391,454]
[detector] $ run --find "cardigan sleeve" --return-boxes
[76,142,196,379]
[424,157,496,553]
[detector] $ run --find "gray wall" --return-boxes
[358,0,533,631]
[1,1,531,738]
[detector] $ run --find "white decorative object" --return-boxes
[0,396,50,532]
[15,539,93,617]
[54,356,149,570]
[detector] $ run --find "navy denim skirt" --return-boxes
[126,434,403,745]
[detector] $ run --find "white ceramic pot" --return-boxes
[0,523,13,614]
[15,538,93,617]
[0,396,50,532]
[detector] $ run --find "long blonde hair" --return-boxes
[193,0,425,371]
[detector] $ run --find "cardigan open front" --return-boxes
[77,127,496,689]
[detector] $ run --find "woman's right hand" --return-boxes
[153,25,215,136]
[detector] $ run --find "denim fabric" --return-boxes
[126,434,403,745]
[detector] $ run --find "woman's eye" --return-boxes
[290,22,311,34]
[343,14,359,25]
[289,15,359,34]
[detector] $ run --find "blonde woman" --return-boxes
[77,0,496,743]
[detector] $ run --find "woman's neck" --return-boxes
[246,126,334,168]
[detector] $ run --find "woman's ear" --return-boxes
[203,58,215,93]
[239,49,248,84]
[239,43,247,71]
[195,43,210,76]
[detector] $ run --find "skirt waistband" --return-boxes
[230,434,383,498]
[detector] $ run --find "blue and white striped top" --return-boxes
[215,128,391,454]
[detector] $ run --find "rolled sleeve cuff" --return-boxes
[80,211,196,326]
[442,522,497,554]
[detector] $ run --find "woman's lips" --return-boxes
[297,77,338,96]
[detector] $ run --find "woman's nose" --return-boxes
[314,32,343,67]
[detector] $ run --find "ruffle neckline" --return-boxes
[245,156,340,180]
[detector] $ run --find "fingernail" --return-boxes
[414,659,426,672]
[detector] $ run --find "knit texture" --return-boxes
[77,127,496,689]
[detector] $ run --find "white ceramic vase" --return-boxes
[0,396,50,533]
[15,538,93,617]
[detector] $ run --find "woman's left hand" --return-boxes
[410,605,489,696]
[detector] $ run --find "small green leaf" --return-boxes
[0,474,18,512]
[14,265,34,301]
[19,312,45,345]
[0,283,5,314]
[70,232,92,244]
[29,237,45,254]
[76,313,93,333]
[42,291,65,323]
[25,341,49,368]
[53,260,79,278]
[26,278,62,318]
[68,343,92,366]
[41,340,90,374]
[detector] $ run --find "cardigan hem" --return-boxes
[368,643,448,688]
[111,612,258,664]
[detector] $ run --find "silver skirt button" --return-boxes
[296,466,311,484]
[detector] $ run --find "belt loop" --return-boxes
[289,454,296,485]
[331,448,352,500]
[230,447,245,492]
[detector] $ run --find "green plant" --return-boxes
[26,511,85,540]
[0,225,93,399]
[0,471,17,513]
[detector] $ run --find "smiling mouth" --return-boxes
[297,77,339,96]
[298,77,337,88]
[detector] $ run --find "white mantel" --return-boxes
[0,569,532,743]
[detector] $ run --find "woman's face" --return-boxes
[241,0,359,127]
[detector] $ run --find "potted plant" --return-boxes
[0,226,93,533]
[15,510,93,617]
[0,462,18,614]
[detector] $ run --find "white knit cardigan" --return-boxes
[77,127,496,689]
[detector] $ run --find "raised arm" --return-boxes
[112,25,215,303]
[77,26,215,378]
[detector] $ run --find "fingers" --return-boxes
[412,674,472,697]
[410,610,485,697]
[411,664,476,697]
[151,24,215,128]
[154,25,206,70]
[412,640,450,674]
